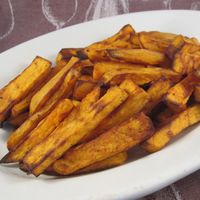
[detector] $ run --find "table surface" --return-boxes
[0,0,200,199]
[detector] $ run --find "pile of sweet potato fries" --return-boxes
[0,24,200,177]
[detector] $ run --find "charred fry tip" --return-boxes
[77,50,88,60]
[19,162,28,171]
[19,166,32,175]
[19,162,33,175]
[0,153,12,164]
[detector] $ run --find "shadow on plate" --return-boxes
[0,122,15,142]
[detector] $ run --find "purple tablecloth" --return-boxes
[0,0,200,199]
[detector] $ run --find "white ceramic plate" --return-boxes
[0,10,200,200]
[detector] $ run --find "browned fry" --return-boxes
[93,62,181,85]
[85,44,133,62]
[56,60,68,70]
[8,112,29,127]
[155,107,174,127]
[0,56,51,121]
[83,49,109,62]
[107,49,167,65]
[93,61,145,80]
[184,37,199,45]
[84,24,135,61]
[77,152,127,174]
[56,48,88,68]
[11,65,64,118]
[143,78,173,114]
[7,69,80,151]
[165,71,200,112]
[7,106,54,151]
[166,35,199,60]
[78,75,93,81]
[173,44,200,74]
[130,33,143,48]
[30,57,79,114]
[52,113,154,175]
[81,79,149,142]
[35,152,128,175]
[73,77,97,101]
[109,69,180,86]
[138,31,177,52]
[56,48,84,62]
[86,24,135,51]
[166,35,186,59]
[73,60,94,74]
[142,104,200,152]
[22,86,128,176]
[41,68,80,109]
[11,85,42,118]
[2,99,74,163]
[71,100,80,107]
[80,66,94,76]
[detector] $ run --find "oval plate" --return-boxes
[0,10,200,200]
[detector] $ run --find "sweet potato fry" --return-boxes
[142,104,200,152]
[56,49,91,68]
[41,68,80,109]
[80,66,94,76]
[165,72,200,112]
[85,44,133,62]
[11,86,40,118]
[78,75,94,81]
[166,35,199,60]
[33,152,127,175]
[71,100,80,107]
[8,112,29,127]
[2,99,74,163]
[86,24,135,51]
[138,31,176,52]
[93,62,181,85]
[82,49,109,62]
[109,69,180,85]
[81,79,149,142]
[56,48,84,65]
[74,152,127,174]
[73,59,94,73]
[84,24,135,61]
[22,86,128,176]
[7,106,54,151]
[7,69,80,151]
[130,33,143,48]
[107,49,167,65]
[11,65,63,118]
[166,35,186,59]
[143,78,172,114]
[154,107,174,127]
[0,56,51,121]
[173,44,200,74]
[93,61,145,80]
[73,79,97,101]
[30,57,79,114]
[52,113,154,175]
